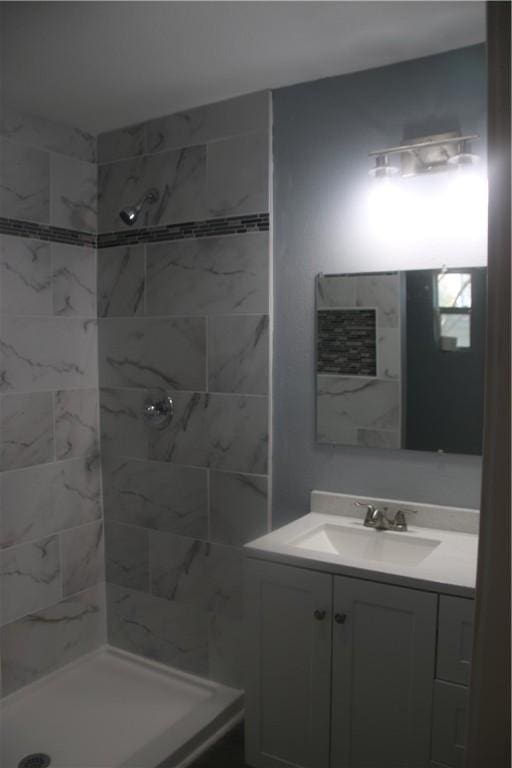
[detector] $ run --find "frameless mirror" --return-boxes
[316,268,486,455]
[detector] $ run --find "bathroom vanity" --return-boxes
[244,492,478,768]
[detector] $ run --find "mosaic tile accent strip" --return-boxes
[317,308,377,376]
[0,213,269,250]
[97,213,270,249]
[0,217,96,247]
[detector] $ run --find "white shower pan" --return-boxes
[1,646,243,768]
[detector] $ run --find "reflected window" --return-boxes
[435,272,472,350]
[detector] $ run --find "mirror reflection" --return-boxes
[316,268,486,455]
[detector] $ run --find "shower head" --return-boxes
[119,188,159,226]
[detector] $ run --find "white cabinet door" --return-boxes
[436,596,474,685]
[331,576,437,768]
[244,558,332,768]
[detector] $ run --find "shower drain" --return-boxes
[18,754,51,768]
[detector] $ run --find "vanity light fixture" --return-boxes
[368,154,399,178]
[368,131,481,178]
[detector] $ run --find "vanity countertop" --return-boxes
[245,511,478,598]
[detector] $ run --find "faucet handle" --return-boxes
[393,508,417,530]
[354,501,376,525]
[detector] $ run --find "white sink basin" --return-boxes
[290,523,441,566]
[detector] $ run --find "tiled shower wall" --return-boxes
[97,91,271,687]
[0,107,105,696]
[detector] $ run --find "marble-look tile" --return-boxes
[355,273,400,328]
[97,123,145,164]
[316,274,356,309]
[0,139,49,222]
[50,154,97,233]
[0,317,97,392]
[105,521,149,591]
[316,374,400,444]
[357,428,401,449]
[0,236,52,316]
[146,92,269,153]
[1,104,96,162]
[103,457,208,538]
[98,145,206,233]
[207,132,268,217]
[150,392,268,474]
[208,315,268,394]
[209,471,268,546]
[61,520,104,597]
[54,388,99,460]
[0,455,101,549]
[0,585,105,695]
[377,328,401,379]
[208,612,244,689]
[146,233,269,316]
[150,532,243,619]
[107,583,208,675]
[98,317,205,390]
[97,245,145,317]
[99,387,149,458]
[0,536,60,625]
[0,392,54,471]
[51,243,96,316]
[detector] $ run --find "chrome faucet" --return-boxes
[354,501,417,532]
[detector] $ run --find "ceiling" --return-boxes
[0,1,485,135]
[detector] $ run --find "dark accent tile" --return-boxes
[0,217,96,247]
[97,213,269,249]
[317,308,377,376]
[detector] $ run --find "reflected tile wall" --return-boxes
[315,272,402,447]
[98,91,271,689]
[317,375,400,446]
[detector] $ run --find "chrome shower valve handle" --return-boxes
[143,396,174,428]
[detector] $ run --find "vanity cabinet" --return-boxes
[330,577,437,768]
[430,596,475,768]
[245,559,441,768]
[244,560,332,768]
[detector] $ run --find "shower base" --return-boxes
[1,646,243,768]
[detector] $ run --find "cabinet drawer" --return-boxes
[437,595,474,685]
[431,680,468,768]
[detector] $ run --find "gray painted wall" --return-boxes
[272,45,486,526]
